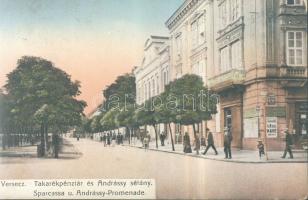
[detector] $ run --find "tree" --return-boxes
[102,73,135,111]
[115,104,137,144]
[100,108,118,132]
[4,56,86,156]
[134,99,159,148]
[163,74,217,142]
[154,93,176,151]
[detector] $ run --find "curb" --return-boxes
[124,144,308,164]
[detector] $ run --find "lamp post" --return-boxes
[260,91,269,160]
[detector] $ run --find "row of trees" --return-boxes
[81,73,217,151]
[0,56,86,156]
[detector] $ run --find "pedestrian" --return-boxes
[116,133,121,145]
[281,130,294,159]
[257,139,265,159]
[52,133,60,158]
[203,129,218,155]
[160,131,166,146]
[111,132,116,147]
[107,133,111,146]
[103,133,107,147]
[143,134,150,150]
[223,127,232,159]
[195,133,201,155]
[77,134,80,141]
[183,132,192,153]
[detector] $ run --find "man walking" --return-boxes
[159,131,166,146]
[203,129,218,155]
[224,127,232,159]
[281,130,294,159]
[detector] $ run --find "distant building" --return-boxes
[133,35,170,137]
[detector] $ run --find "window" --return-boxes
[287,31,304,66]
[144,83,147,102]
[156,75,159,94]
[220,47,230,72]
[198,15,205,45]
[287,0,302,5]
[230,0,240,22]
[220,1,228,29]
[191,21,198,48]
[191,15,206,49]
[151,78,155,97]
[231,41,242,69]
[175,34,182,55]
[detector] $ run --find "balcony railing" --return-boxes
[280,66,307,78]
[208,69,245,91]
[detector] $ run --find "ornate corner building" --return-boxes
[163,0,307,150]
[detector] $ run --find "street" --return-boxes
[0,138,307,199]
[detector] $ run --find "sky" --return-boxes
[0,0,183,114]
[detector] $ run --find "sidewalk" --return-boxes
[0,138,81,160]
[126,139,308,163]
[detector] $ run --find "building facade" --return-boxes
[134,36,170,137]
[165,0,307,150]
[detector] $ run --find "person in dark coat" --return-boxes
[203,130,218,155]
[257,139,265,159]
[103,133,107,147]
[281,130,294,159]
[223,127,232,159]
[107,133,111,146]
[52,133,60,158]
[159,131,166,146]
[183,132,192,153]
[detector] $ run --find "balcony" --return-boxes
[280,66,307,87]
[208,69,245,92]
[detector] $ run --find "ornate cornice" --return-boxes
[165,0,201,31]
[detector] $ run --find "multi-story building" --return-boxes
[165,0,213,141]
[166,0,307,150]
[134,35,170,136]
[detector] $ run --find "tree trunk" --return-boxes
[44,123,48,153]
[168,123,175,151]
[192,123,197,141]
[127,127,131,145]
[40,123,45,157]
[153,124,158,149]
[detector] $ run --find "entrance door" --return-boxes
[224,108,232,131]
[299,113,307,135]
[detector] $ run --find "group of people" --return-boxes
[183,127,295,160]
[183,128,222,157]
[100,132,124,147]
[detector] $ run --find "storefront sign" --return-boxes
[244,108,259,118]
[266,106,286,117]
[266,117,277,138]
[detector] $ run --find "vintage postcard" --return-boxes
[0,0,307,199]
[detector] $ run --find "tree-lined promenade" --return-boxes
[0,56,218,157]
[79,69,218,151]
[0,56,86,157]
